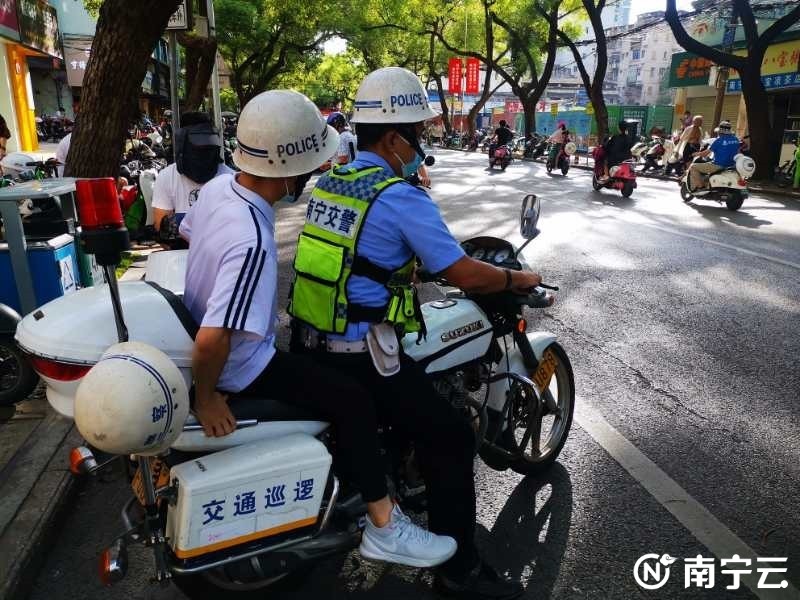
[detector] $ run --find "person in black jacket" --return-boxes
[600,121,633,181]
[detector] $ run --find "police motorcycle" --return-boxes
[679,150,756,212]
[15,177,574,596]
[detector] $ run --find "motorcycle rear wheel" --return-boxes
[621,182,634,198]
[480,343,575,475]
[172,564,305,600]
[0,337,38,406]
[680,182,694,203]
[725,192,744,211]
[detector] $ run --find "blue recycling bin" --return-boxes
[0,233,80,314]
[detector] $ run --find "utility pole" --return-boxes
[712,4,738,129]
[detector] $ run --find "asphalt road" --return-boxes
[30,150,800,600]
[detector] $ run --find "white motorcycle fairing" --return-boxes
[172,418,329,453]
[167,433,331,560]
[15,281,195,417]
[402,298,493,374]
[707,169,747,191]
[486,331,556,413]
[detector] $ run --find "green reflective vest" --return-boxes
[288,165,424,336]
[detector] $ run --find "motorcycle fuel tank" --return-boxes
[166,433,331,560]
[15,281,194,417]
[402,298,492,374]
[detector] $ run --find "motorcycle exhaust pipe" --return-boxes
[99,538,128,586]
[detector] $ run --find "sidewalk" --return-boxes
[0,389,81,600]
[0,245,155,600]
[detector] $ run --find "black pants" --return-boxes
[291,338,478,576]
[239,350,387,503]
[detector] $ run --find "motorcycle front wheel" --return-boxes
[480,342,575,475]
[591,175,603,191]
[560,160,569,176]
[680,182,694,203]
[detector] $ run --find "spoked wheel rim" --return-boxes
[506,348,573,464]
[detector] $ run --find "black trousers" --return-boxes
[291,338,479,576]
[239,350,387,503]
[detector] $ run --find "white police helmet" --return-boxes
[74,342,189,456]
[1,152,37,178]
[233,89,338,178]
[350,67,438,124]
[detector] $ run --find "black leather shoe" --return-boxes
[434,561,524,600]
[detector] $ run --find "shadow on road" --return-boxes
[476,463,574,597]
[686,202,772,229]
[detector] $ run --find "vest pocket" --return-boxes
[291,233,347,332]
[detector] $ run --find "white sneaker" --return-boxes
[359,504,457,568]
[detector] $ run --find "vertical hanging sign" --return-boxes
[465,57,480,94]
[448,58,462,94]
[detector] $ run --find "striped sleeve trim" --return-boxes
[225,206,265,330]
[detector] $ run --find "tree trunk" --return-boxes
[591,84,609,141]
[65,0,181,178]
[180,33,218,112]
[740,68,773,179]
[432,74,452,135]
[522,96,536,136]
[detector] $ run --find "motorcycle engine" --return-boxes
[431,364,485,409]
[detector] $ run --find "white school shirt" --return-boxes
[152,162,234,216]
[180,173,277,392]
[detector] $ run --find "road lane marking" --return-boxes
[574,400,800,599]
[634,223,800,272]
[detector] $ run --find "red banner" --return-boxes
[448,58,462,94]
[505,99,524,113]
[0,0,20,40]
[465,57,480,94]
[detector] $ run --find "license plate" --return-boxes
[532,348,558,392]
[131,459,171,506]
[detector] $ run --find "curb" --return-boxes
[0,425,82,600]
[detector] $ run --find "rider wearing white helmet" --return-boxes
[179,89,456,570]
[289,67,539,599]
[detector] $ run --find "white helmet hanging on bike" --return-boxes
[350,67,438,124]
[74,342,189,456]
[233,89,339,178]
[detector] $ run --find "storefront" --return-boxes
[0,0,25,152]
[668,33,800,170]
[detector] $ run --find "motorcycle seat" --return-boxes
[187,388,319,422]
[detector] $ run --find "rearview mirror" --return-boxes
[520,194,540,240]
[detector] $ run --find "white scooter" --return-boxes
[15,195,574,597]
[680,151,756,212]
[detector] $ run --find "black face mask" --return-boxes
[176,123,222,184]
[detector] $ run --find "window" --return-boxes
[650,67,655,77]
[659,67,666,78]
[641,49,646,58]
[663,51,668,60]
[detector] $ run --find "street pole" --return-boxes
[206,0,224,158]
[461,2,468,136]
[712,5,738,130]
[168,30,181,161]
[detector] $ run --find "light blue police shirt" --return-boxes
[326,151,465,342]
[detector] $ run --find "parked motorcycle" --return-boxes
[488,144,512,170]
[15,193,574,597]
[545,141,576,175]
[0,304,38,406]
[641,136,666,173]
[679,153,755,211]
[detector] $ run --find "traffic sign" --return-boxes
[550,103,558,116]
[167,1,191,31]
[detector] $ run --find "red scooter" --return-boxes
[488,144,512,170]
[592,147,637,197]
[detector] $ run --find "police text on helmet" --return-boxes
[390,93,424,108]
[277,134,319,158]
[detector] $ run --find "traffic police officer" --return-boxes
[289,67,541,599]
[180,89,456,570]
